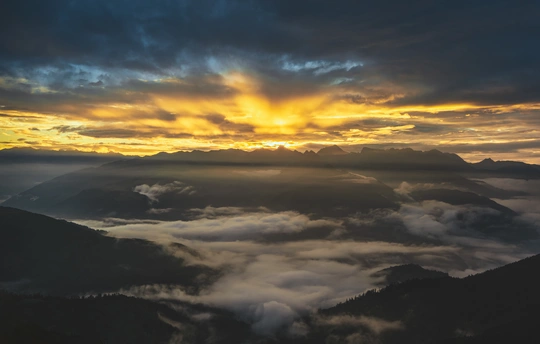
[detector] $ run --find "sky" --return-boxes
[1,0,540,162]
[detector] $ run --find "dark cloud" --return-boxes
[0,113,32,118]
[1,0,540,159]
[50,122,253,140]
[205,114,228,125]
[204,113,255,133]
[51,125,83,133]
[1,0,538,107]
[78,128,149,139]
[88,80,104,87]
[156,111,176,122]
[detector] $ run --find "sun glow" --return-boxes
[2,68,540,162]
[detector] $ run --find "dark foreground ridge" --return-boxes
[0,207,215,295]
[1,208,540,343]
[0,292,253,344]
[300,254,540,344]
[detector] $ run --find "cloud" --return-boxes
[479,178,540,196]
[80,211,440,332]
[73,199,538,335]
[147,208,173,214]
[119,235,447,336]
[133,181,195,202]
[2,0,538,108]
[103,224,529,335]
[315,315,404,334]
[188,206,269,219]
[493,197,540,231]
[281,59,362,75]
[440,179,540,235]
[393,181,443,198]
[395,201,461,238]
[252,301,297,334]
[336,172,379,185]
[92,211,342,242]
[234,169,282,178]
[394,181,414,196]
[88,80,104,87]
[121,251,378,334]
[385,200,515,239]
[1,1,540,160]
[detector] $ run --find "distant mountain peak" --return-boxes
[317,145,348,156]
[360,147,378,154]
[426,149,443,154]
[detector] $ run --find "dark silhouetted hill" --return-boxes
[300,253,540,344]
[0,207,215,295]
[3,164,400,219]
[0,291,253,344]
[317,145,349,156]
[472,158,540,178]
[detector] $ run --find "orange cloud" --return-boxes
[2,70,540,163]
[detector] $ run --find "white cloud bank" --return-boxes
[133,181,195,202]
[77,203,536,335]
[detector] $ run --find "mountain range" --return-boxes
[3,145,539,175]
[2,145,536,242]
[146,145,540,175]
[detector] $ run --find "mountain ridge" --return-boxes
[144,145,474,172]
[0,206,215,295]
[292,253,540,344]
[4,145,539,175]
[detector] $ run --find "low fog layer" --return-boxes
[75,175,540,334]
